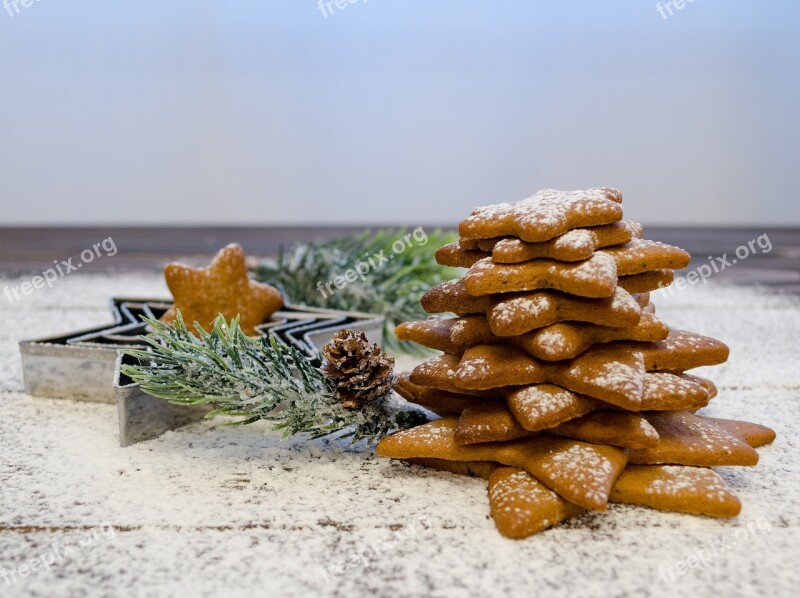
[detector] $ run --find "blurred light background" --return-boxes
[0,0,798,226]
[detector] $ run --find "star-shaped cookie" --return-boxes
[459,187,624,243]
[161,243,284,336]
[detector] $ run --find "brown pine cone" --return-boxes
[321,329,395,410]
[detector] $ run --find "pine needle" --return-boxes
[121,312,426,444]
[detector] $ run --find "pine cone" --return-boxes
[321,329,395,410]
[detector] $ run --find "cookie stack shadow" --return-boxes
[378,187,775,539]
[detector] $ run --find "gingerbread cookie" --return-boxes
[505,373,714,435]
[421,279,490,315]
[465,253,618,298]
[404,458,497,480]
[640,373,714,411]
[435,243,489,269]
[459,187,623,243]
[549,410,659,449]
[702,417,776,448]
[161,243,284,336]
[618,270,675,294]
[409,354,500,398]
[601,239,691,276]
[486,287,646,336]
[439,221,643,267]
[377,418,628,510]
[399,310,667,362]
[455,401,533,444]
[394,374,485,416]
[447,315,501,349]
[609,465,742,518]
[452,329,729,394]
[454,344,647,409]
[632,329,730,371]
[457,399,659,449]
[412,461,741,538]
[488,467,585,538]
[490,221,643,264]
[505,384,600,432]
[630,411,759,466]
[395,318,461,354]
[514,312,668,361]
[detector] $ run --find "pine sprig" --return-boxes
[121,313,426,443]
[251,228,459,354]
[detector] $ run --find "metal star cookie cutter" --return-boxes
[19,298,384,446]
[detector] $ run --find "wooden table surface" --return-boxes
[1,228,798,597]
[1,226,799,293]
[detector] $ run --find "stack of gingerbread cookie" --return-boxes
[378,188,775,539]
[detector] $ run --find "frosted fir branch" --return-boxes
[250,228,460,354]
[121,313,426,443]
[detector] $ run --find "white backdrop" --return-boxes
[1,0,798,226]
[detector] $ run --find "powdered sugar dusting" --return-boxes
[510,386,579,421]
[646,466,733,504]
[531,327,570,358]
[460,188,623,242]
[492,294,553,327]
[548,252,616,285]
[566,354,645,401]
[539,444,616,506]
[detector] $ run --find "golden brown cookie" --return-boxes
[601,239,691,276]
[412,459,743,537]
[376,418,628,510]
[454,344,647,409]
[609,465,742,517]
[486,287,646,336]
[640,373,714,411]
[451,329,728,395]
[447,315,500,348]
[161,243,284,336]
[441,221,641,266]
[618,269,675,294]
[465,253,618,298]
[505,373,713,434]
[514,312,668,361]
[488,221,643,264]
[416,461,741,538]
[632,329,730,371]
[457,399,658,449]
[434,243,489,268]
[459,187,623,243]
[421,279,490,315]
[630,411,759,466]
[400,311,667,362]
[404,458,497,480]
[394,374,486,416]
[488,467,585,538]
[701,417,776,448]
[505,384,601,432]
[395,318,461,354]
[550,411,659,449]
[455,401,532,444]
[409,354,501,398]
